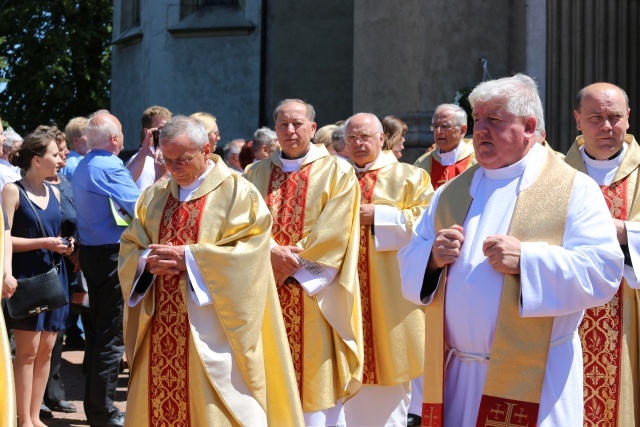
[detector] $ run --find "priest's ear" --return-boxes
[523,116,537,138]
[203,142,211,157]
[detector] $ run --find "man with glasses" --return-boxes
[74,110,140,427]
[244,99,363,427]
[118,115,304,426]
[340,113,433,426]
[414,103,476,189]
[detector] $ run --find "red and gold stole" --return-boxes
[266,164,312,401]
[430,157,472,190]
[580,177,628,426]
[148,194,207,427]
[356,169,381,384]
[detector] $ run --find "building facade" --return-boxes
[111,0,639,162]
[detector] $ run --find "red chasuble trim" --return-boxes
[421,403,443,427]
[149,195,206,427]
[580,178,627,426]
[476,396,538,427]
[430,157,471,190]
[266,164,312,402]
[356,170,380,384]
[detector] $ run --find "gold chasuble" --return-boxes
[355,151,433,385]
[413,138,476,190]
[0,211,17,427]
[566,134,640,427]
[423,151,575,427]
[244,145,364,413]
[118,156,303,427]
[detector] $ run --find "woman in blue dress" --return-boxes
[1,128,74,427]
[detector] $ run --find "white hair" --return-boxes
[3,127,22,149]
[159,115,208,149]
[468,73,545,134]
[343,113,384,133]
[434,103,467,127]
[86,110,120,150]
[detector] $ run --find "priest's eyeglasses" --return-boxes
[346,132,381,145]
[430,123,458,132]
[160,149,203,167]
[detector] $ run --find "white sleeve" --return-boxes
[397,189,441,305]
[519,175,624,317]
[128,249,156,307]
[623,221,640,288]
[292,257,338,297]
[373,205,410,251]
[185,246,213,306]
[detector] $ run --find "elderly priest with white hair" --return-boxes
[118,115,303,426]
[398,74,623,427]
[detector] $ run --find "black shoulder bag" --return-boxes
[6,184,68,319]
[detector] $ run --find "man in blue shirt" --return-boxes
[73,110,140,427]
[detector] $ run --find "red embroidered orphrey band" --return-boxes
[356,170,380,384]
[266,165,312,401]
[580,178,628,426]
[149,195,206,427]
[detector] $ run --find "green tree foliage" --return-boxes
[0,1,112,134]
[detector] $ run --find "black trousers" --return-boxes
[79,244,124,424]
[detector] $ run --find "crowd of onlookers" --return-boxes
[0,104,433,427]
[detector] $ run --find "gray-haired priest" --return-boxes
[118,115,303,426]
[398,74,623,427]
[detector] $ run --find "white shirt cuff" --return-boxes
[128,249,156,307]
[373,205,410,252]
[185,247,213,306]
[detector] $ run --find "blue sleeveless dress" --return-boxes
[9,182,69,332]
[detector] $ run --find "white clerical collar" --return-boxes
[470,143,545,197]
[438,142,464,166]
[580,143,627,186]
[280,144,315,172]
[353,159,375,173]
[178,160,215,202]
[483,144,539,180]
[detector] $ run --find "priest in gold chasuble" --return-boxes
[244,99,363,427]
[118,116,303,427]
[414,104,476,190]
[566,82,640,427]
[399,75,623,427]
[338,113,433,426]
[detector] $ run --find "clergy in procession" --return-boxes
[244,99,363,427]
[118,116,303,426]
[413,103,476,189]
[398,74,624,427]
[565,82,640,427]
[340,113,433,426]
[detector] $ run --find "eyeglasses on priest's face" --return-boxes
[345,132,381,145]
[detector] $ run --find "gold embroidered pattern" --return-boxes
[356,170,380,384]
[149,195,206,427]
[266,165,312,400]
[580,178,627,427]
